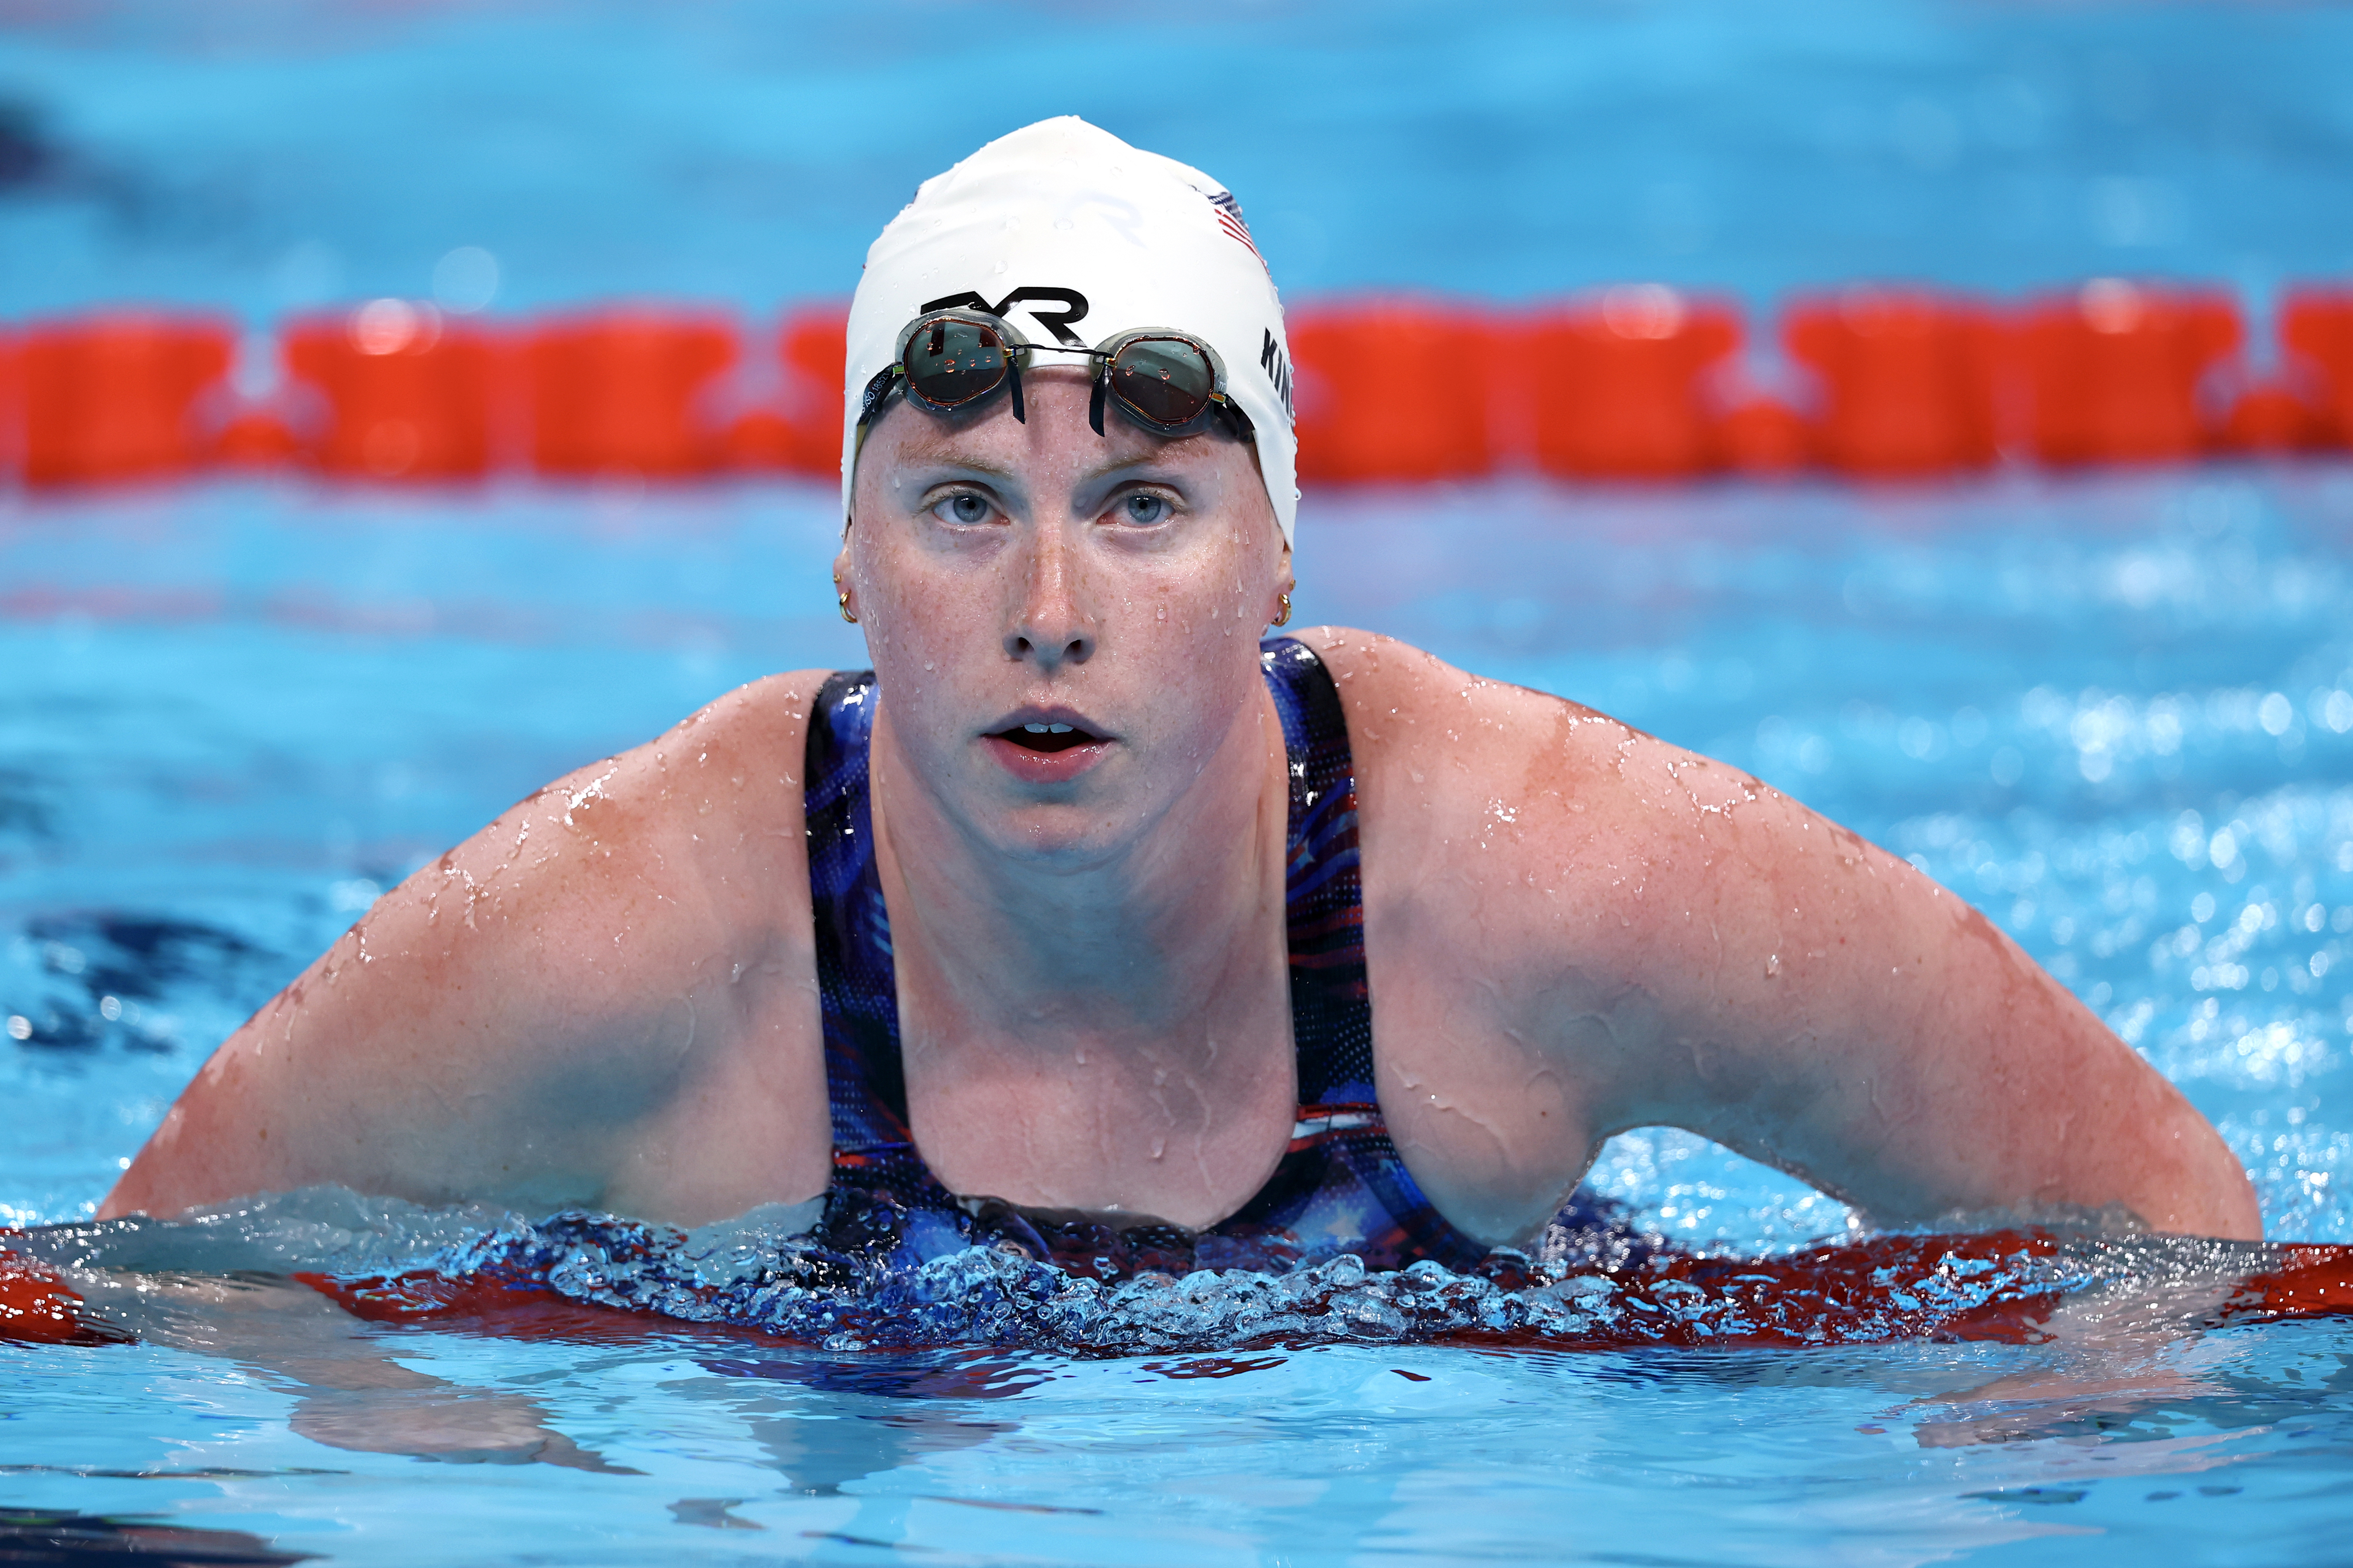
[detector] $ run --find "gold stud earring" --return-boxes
[1271,591,1292,628]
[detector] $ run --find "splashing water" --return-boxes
[12,1186,2353,1359]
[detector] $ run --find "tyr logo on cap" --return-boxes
[921,288,1091,346]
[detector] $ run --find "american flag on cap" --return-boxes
[1207,189,1268,273]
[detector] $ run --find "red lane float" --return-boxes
[724,302,848,476]
[526,308,738,478]
[0,330,18,474]
[285,300,502,480]
[1529,285,1739,479]
[1463,1233,2353,1352]
[1785,288,1999,476]
[18,313,235,485]
[2015,279,2241,465]
[0,1246,131,1347]
[2281,288,2353,449]
[2224,1243,2353,1322]
[1714,396,1815,476]
[298,1268,788,1346]
[8,281,2353,489]
[211,408,306,468]
[779,302,849,476]
[721,405,799,472]
[1290,298,1494,483]
[2218,376,2329,455]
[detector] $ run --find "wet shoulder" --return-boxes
[1289,628,1779,962]
[519,667,835,913]
[354,668,839,994]
[1289,626,1641,831]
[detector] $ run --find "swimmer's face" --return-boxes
[842,369,1291,862]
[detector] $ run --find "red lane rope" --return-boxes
[8,1230,2351,1353]
[0,1247,132,1347]
[4,282,2348,489]
[291,1267,791,1349]
[286,1232,2353,1355]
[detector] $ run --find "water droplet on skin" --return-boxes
[1765,953,1782,978]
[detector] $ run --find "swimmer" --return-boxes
[101,119,2260,1256]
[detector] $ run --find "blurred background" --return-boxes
[3,0,2352,1247]
[2,0,2349,310]
[4,0,2352,489]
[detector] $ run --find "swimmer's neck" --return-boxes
[865,686,1294,1057]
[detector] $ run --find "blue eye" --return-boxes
[1121,493,1170,525]
[932,492,991,525]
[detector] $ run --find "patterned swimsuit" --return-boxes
[802,636,1493,1274]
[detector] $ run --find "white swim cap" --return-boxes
[844,116,1298,545]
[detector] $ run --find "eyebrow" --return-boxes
[900,451,1019,484]
[889,439,1202,491]
[1079,451,1194,486]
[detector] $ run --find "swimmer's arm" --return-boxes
[1324,632,2259,1242]
[100,672,835,1227]
[1547,752,2261,1240]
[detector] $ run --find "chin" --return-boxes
[934,762,1141,864]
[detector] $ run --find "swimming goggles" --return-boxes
[856,308,1256,443]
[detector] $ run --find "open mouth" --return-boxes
[993,721,1105,754]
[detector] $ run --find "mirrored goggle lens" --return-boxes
[1107,337,1218,429]
[904,318,1014,409]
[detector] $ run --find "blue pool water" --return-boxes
[5,0,2353,315]
[11,0,2353,1561]
[7,463,2353,1563]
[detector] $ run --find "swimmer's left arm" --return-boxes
[1319,630,2261,1245]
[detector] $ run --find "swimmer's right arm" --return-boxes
[100,672,837,1228]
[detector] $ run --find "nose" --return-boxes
[1004,522,1094,668]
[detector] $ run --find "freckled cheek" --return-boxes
[867,562,996,669]
[1134,541,1258,645]
[1158,663,1265,775]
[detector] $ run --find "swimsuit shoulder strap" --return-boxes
[1258,637,1379,1110]
[1244,637,1491,1270]
[803,670,950,1207]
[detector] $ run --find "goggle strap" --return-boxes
[859,365,900,428]
[1006,353,1025,425]
[1088,370,1108,437]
